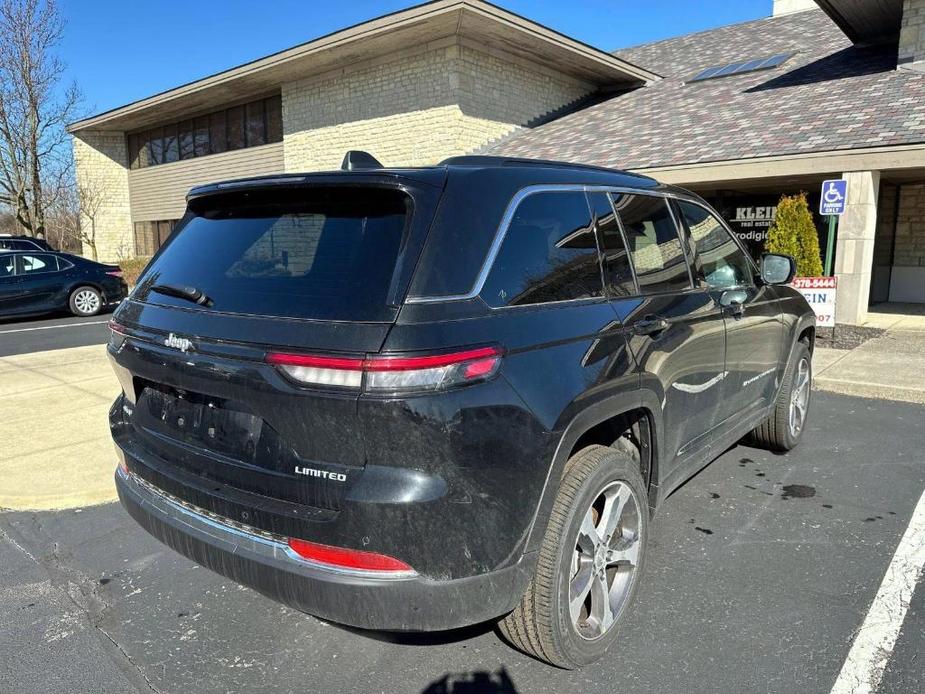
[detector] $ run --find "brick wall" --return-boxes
[899,0,925,71]
[282,40,592,171]
[894,183,925,267]
[74,40,593,260]
[72,132,132,262]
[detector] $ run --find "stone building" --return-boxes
[68,0,925,325]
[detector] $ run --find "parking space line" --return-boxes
[830,487,925,694]
[0,320,108,335]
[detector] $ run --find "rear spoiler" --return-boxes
[186,169,446,203]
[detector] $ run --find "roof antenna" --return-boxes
[341,150,383,171]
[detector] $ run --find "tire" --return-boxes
[498,444,648,668]
[748,341,812,452]
[68,286,103,317]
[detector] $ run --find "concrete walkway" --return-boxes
[861,303,925,332]
[815,328,925,405]
[0,345,119,511]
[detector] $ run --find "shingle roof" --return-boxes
[488,9,925,169]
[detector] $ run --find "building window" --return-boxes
[134,219,179,256]
[127,95,282,169]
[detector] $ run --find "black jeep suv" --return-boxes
[109,154,814,668]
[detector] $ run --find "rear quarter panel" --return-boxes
[364,299,639,575]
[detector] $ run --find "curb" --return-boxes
[813,378,925,406]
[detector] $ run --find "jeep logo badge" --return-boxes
[164,333,193,353]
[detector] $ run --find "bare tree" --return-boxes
[0,0,80,238]
[47,172,106,259]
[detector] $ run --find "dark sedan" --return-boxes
[0,251,128,318]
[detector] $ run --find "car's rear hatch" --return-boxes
[109,172,444,520]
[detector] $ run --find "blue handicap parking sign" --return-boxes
[820,179,848,216]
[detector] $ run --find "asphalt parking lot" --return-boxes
[1,389,923,694]
[0,312,112,357]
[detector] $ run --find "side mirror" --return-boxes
[760,253,796,285]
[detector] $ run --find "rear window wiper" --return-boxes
[150,283,214,307]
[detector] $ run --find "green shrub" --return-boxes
[118,256,152,288]
[765,193,823,277]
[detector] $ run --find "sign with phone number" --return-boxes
[790,276,836,327]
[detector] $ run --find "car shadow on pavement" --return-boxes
[421,667,518,693]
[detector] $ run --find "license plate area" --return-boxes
[137,387,262,462]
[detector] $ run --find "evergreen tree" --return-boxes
[765,193,823,277]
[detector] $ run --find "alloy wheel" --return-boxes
[74,289,100,315]
[569,480,641,640]
[789,357,810,437]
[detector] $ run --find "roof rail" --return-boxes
[438,155,649,178]
[341,150,383,171]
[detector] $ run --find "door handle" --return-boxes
[724,300,744,317]
[632,316,669,336]
[720,289,748,318]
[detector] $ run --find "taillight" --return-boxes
[286,537,415,575]
[106,270,123,278]
[266,346,503,393]
[107,319,126,336]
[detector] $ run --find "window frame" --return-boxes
[673,198,759,291]
[125,95,282,169]
[477,188,609,310]
[604,191,696,298]
[1,238,43,251]
[589,191,639,300]
[406,184,706,308]
[15,253,59,275]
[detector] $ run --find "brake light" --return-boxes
[106,270,123,278]
[266,346,503,392]
[286,538,415,575]
[107,319,126,336]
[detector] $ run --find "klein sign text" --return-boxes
[791,276,837,328]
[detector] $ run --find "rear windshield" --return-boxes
[136,186,412,321]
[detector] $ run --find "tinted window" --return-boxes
[613,194,690,293]
[227,105,245,150]
[481,191,602,308]
[1,239,39,250]
[194,116,210,157]
[147,128,164,165]
[178,119,194,160]
[138,188,411,321]
[0,255,15,276]
[210,112,227,154]
[589,193,635,298]
[163,123,179,163]
[19,254,57,274]
[246,101,266,146]
[677,201,753,289]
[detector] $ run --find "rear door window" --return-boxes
[612,194,691,293]
[136,187,412,321]
[588,193,635,298]
[481,190,603,308]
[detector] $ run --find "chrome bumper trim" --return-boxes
[117,467,417,580]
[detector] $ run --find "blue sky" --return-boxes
[60,0,771,117]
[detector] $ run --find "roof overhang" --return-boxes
[67,0,659,134]
[814,0,903,44]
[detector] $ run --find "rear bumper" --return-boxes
[116,467,529,631]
